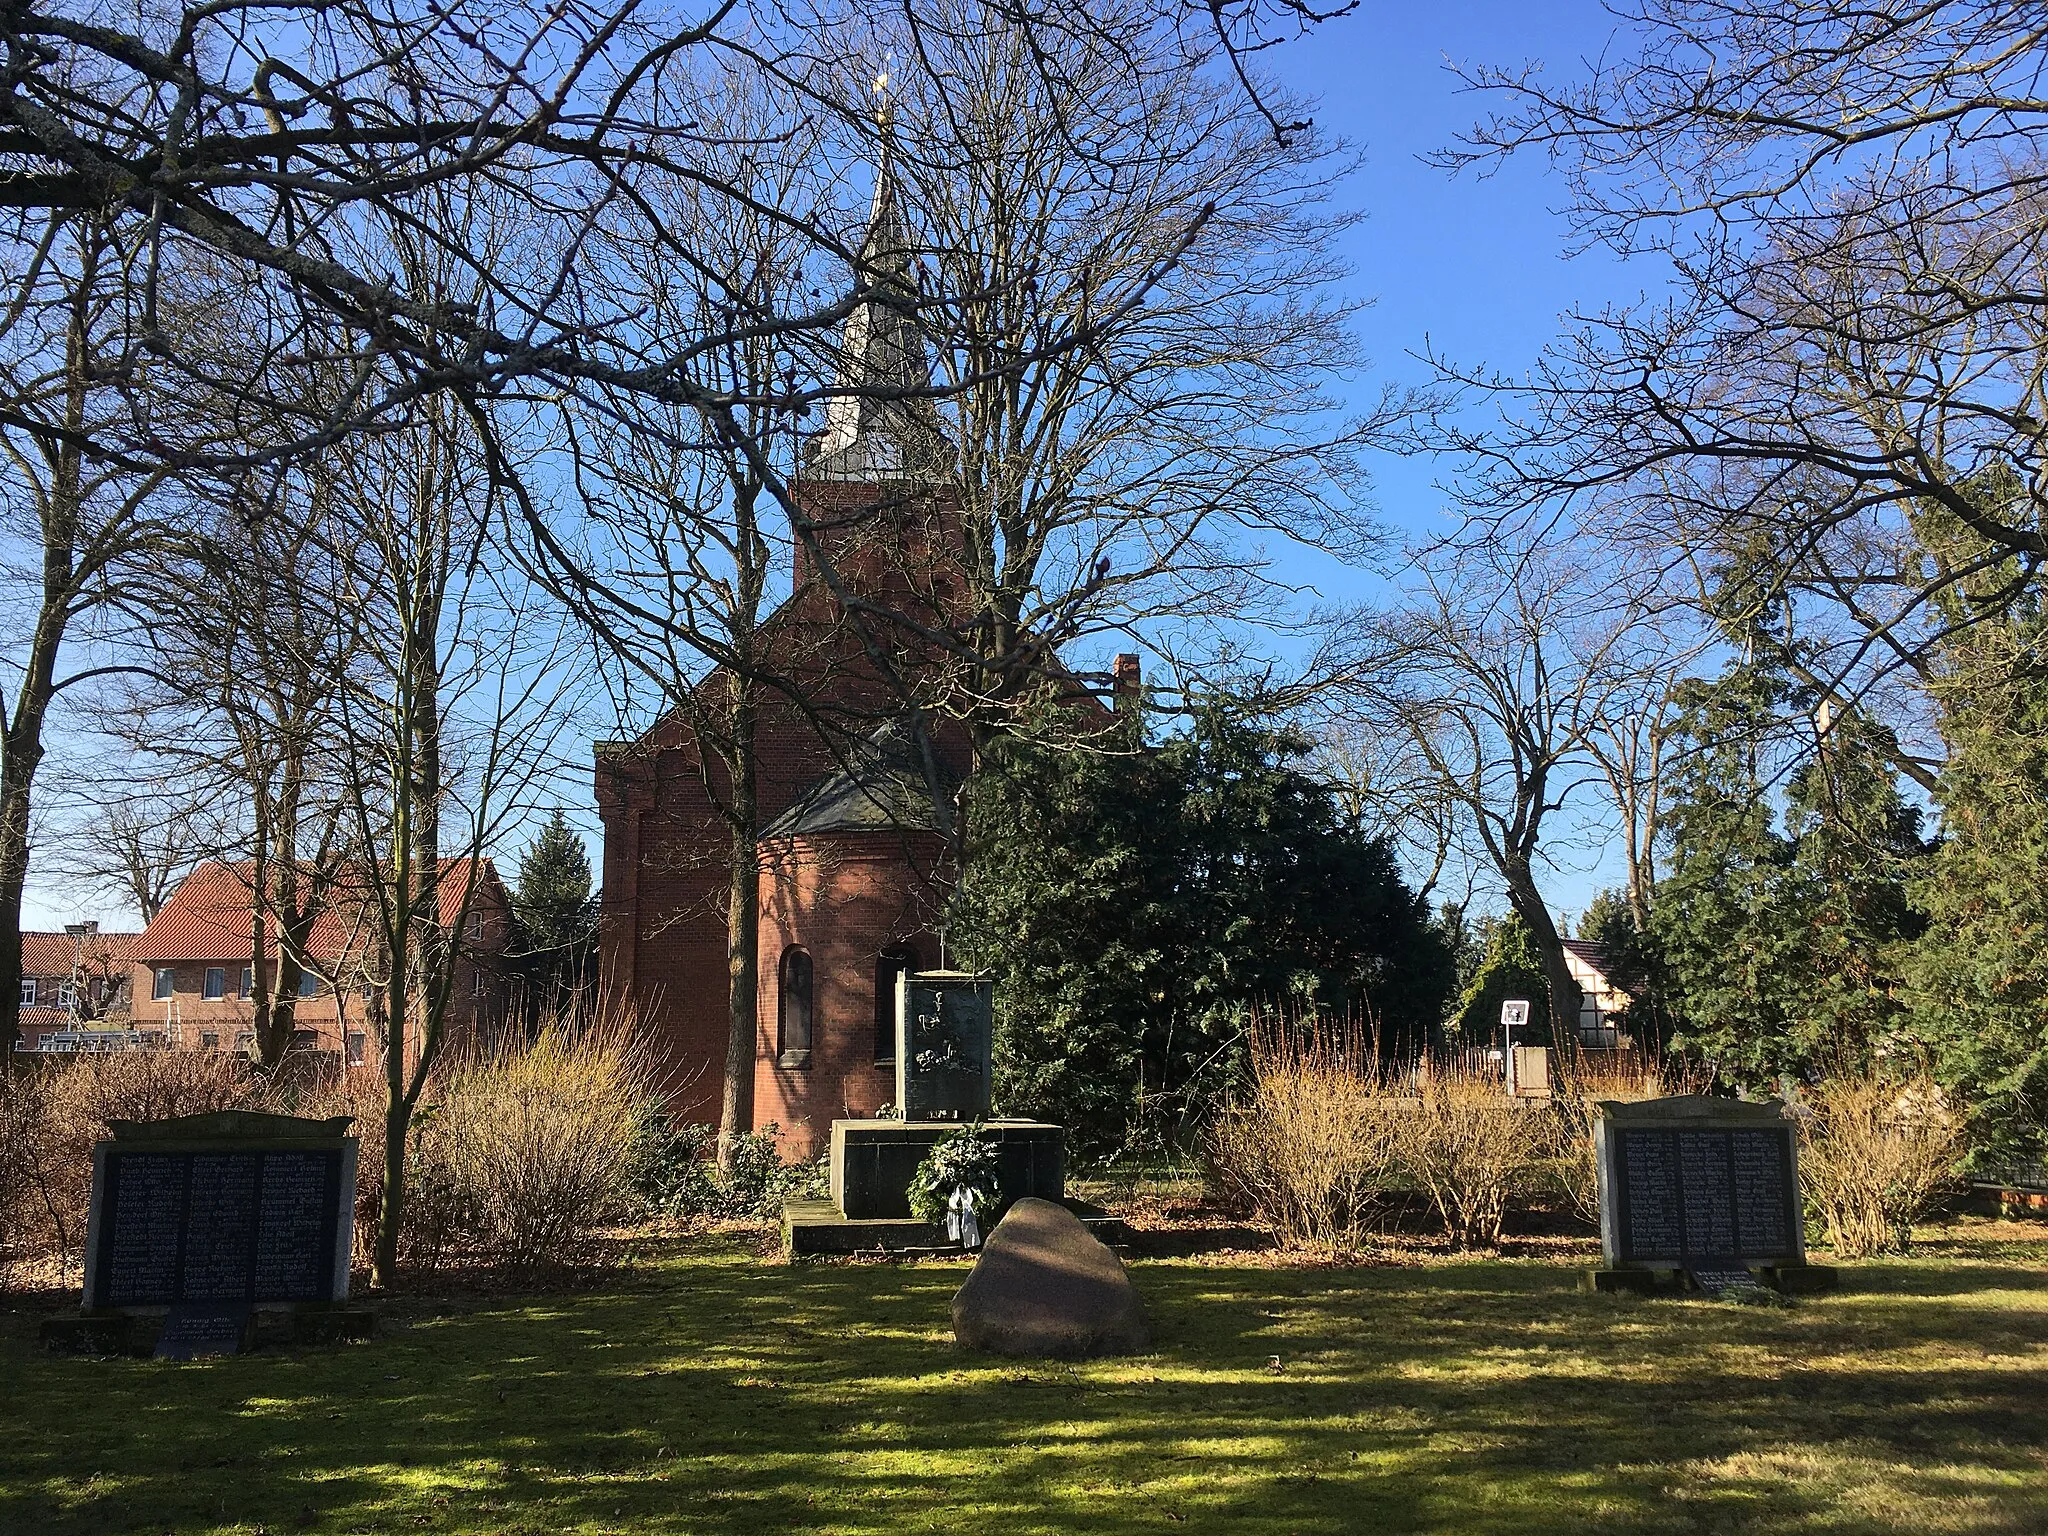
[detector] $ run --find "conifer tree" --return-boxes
[1908,503,2048,1168]
[514,810,596,1016]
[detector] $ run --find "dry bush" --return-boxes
[1212,1019,1395,1252]
[408,1021,657,1269]
[0,1050,268,1284]
[1798,1069,1962,1259]
[1392,1060,1555,1250]
[1551,1054,1675,1224]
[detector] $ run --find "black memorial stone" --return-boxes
[154,1301,254,1360]
[1594,1097,1819,1289]
[894,972,994,1123]
[83,1111,357,1312]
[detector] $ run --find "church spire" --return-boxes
[810,74,947,482]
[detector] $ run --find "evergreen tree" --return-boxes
[1907,499,2048,1167]
[513,808,596,1015]
[1448,913,1551,1048]
[953,701,1452,1154]
[1654,656,1925,1090]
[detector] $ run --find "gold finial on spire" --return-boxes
[871,54,893,128]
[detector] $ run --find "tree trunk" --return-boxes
[1503,860,1580,1047]
[0,265,88,1062]
[717,689,759,1172]
[0,764,35,1062]
[373,1023,409,1289]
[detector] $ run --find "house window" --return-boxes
[234,1031,254,1054]
[346,1032,366,1067]
[778,946,813,1068]
[203,967,226,1000]
[239,967,253,999]
[57,982,75,1010]
[875,946,915,1064]
[200,1032,220,1050]
[468,911,484,939]
[473,965,487,997]
[18,978,34,1007]
[298,971,320,998]
[152,968,175,1001]
[291,1029,319,1051]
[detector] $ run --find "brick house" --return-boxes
[128,857,513,1062]
[15,929,140,1048]
[597,165,1126,1156]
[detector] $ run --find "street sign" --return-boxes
[1500,999,1530,1029]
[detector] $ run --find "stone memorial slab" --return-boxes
[154,1301,254,1360]
[1585,1096,1836,1294]
[894,971,993,1122]
[82,1110,357,1311]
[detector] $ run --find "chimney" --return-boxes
[1112,653,1141,709]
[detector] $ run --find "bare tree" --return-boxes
[818,0,1394,748]
[325,389,573,1288]
[1432,3,2048,733]
[3,0,1347,487]
[553,68,833,1169]
[0,204,175,1052]
[1324,543,1674,1041]
[38,789,214,923]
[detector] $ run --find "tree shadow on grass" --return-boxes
[2,1243,2045,1535]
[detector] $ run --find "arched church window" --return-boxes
[778,947,813,1068]
[874,946,916,1065]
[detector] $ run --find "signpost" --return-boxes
[1500,999,1530,1094]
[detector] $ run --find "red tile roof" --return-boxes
[131,858,500,964]
[20,931,139,980]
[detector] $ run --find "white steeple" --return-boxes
[810,87,947,483]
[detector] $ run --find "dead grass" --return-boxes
[0,1051,268,1284]
[1551,1053,1679,1223]
[1210,1018,1395,1252]
[408,1021,655,1269]
[2,1020,661,1286]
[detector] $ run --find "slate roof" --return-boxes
[759,719,960,841]
[132,857,498,964]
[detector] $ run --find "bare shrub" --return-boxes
[1798,1069,1962,1259]
[1392,1060,1554,1250]
[1211,1017,1396,1252]
[0,1051,267,1285]
[1552,1054,1676,1224]
[408,1021,657,1269]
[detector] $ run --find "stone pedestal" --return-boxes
[831,1118,1063,1220]
[782,1117,1078,1257]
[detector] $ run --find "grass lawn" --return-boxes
[3,1227,2046,1535]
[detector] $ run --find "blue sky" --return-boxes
[1273,0,1629,566]
[1262,0,1648,918]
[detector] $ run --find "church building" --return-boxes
[596,158,1135,1157]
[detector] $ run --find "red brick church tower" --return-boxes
[595,158,978,1157]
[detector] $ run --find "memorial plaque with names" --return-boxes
[154,1301,253,1360]
[1595,1097,1804,1271]
[894,972,994,1123]
[82,1111,357,1311]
